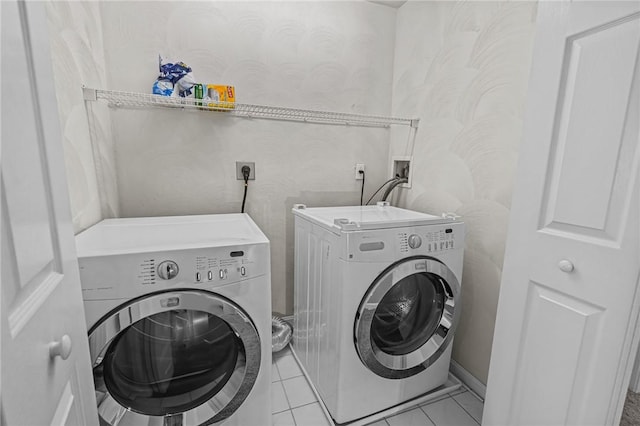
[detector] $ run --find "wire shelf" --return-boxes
[83,87,419,129]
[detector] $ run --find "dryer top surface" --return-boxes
[292,205,458,233]
[76,213,269,257]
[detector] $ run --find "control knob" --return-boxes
[408,234,422,249]
[157,260,179,280]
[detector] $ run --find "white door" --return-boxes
[1,1,98,424]
[484,1,640,425]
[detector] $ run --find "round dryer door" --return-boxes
[88,290,261,426]
[354,256,461,379]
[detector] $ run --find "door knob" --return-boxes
[558,259,574,273]
[49,334,72,360]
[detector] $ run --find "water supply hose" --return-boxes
[382,177,408,202]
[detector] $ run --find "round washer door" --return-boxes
[88,290,261,426]
[354,256,461,379]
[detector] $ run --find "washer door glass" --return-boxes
[89,290,261,426]
[354,256,460,379]
[371,273,445,356]
[103,309,239,416]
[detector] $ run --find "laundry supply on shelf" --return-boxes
[152,55,195,97]
[205,84,235,109]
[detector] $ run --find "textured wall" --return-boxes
[391,1,537,384]
[48,1,538,385]
[99,1,397,315]
[46,1,118,233]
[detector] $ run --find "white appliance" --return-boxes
[292,203,464,424]
[75,214,271,426]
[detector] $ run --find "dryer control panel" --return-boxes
[79,243,270,301]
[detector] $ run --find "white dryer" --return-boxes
[75,214,271,426]
[292,203,464,424]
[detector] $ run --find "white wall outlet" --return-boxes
[236,162,255,180]
[355,163,365,180]
[391,156,412,188]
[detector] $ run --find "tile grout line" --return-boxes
[272,409,297,426]
[418,404,437,426]
[449,393,481,426]
[292,400,322,411]
[277,351,320,425]
[289,400,327,426]
[279,379,294,413]
[281,376,318,411]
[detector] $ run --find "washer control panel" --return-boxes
[346,222,463,262]
[397,223,462,254]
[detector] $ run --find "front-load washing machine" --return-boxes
[292,203,464,424]
[75,214,271,426]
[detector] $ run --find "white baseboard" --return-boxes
[450,360,486,400]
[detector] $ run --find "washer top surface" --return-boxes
[76,213,268,257]
[293,204,457,232]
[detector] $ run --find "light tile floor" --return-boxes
[271,346,484,426]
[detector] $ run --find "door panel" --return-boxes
[1,0,57,290]
[484,2,640,425]
[541,13,640,241]
[2,0,60,327]
[1,1,98,424]
[511,282,604,425]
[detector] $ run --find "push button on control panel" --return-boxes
[196,272,201,282]
[219,269,228,280]
[240,266,246,276]
[208,271,213,281]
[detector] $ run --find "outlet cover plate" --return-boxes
[236,162,255,180]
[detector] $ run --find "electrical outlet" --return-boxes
[355,163,365,180]
[236,162,255,180]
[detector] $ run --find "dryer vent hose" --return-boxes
[272,315,293,353]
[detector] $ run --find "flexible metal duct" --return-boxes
[271,315,293,353]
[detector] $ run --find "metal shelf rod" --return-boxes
[83,87,419,129]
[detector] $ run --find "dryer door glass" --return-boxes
[102,309,239,416]
[354,256,461,379]
[89,290,261,425]
[371,273,445,356]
